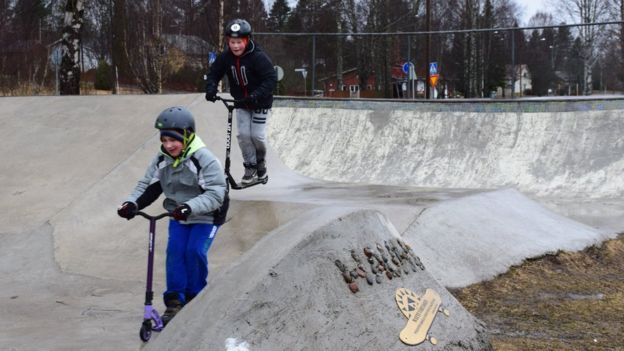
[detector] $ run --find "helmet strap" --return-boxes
[171,131,195,168]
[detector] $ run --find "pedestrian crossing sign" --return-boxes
[429,62,438,75]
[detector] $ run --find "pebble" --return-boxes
[356,267,367,278]
[350,249,362,263]
[334,259,347,272]
[370,264,377,274]
[348,282,359,293]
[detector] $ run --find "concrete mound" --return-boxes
[147,209,492,351]
[403,188,611,288]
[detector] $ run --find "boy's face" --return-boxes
[228,37,247,57]
[161,136,184,157]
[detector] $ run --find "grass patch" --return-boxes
[452,234,624,351]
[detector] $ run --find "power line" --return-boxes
[255,21,624,37]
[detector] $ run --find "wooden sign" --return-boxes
[395,288,449,346]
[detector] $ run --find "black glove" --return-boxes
[205,87,217,102]
[172,204,192,221]
[117,201,137,220]
[241,94,258,105]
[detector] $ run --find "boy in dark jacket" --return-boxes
[117,106,227,325]
[205,18,277,185]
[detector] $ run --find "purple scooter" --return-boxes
[136,211,171,342]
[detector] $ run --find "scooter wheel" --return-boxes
[140,320,152,342]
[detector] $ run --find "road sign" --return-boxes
[208,51,217,65]
[409,65,417,80]
[430,74,439,87]
[295,68,307,79]
[402,62,413,74]
[51,47,62,66]
[429,62,438,75]
[274,65,284,81]
[402,62,417,80]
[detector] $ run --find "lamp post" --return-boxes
[295,68,307,96]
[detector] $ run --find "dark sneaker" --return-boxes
[242,163,257,185]
[162,299,183,326]
[257,160,267,180]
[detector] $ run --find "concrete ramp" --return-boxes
[402,188,610,288]
[270,98,624,198]
[1,94,621,350]
[146,209,491,351]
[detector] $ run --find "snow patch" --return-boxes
[225,338,251,351]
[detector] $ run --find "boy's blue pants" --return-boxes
[164,220,218,304]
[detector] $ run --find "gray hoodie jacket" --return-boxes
[127,136,226,224]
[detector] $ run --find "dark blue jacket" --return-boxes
[206,40,277,109]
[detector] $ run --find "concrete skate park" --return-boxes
[1,94,623,350]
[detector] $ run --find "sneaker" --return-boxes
[257,159,267,180]
[241,163,257,185]
[162,298,183,326]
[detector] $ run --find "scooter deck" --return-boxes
[227,174,269,190]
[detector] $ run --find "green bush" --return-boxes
[94,60,112,91]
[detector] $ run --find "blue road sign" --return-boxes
[402,62,413,74]
[429,62,438,75]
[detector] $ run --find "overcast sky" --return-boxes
[262,0,546,27]
[519,0,547,25]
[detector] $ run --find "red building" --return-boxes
[319,65,414,98]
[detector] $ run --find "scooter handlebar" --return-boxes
[216,96,244,106]
[136,211,171,221]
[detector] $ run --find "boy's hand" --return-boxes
[117,202,137,220]
[205,86,217,102]
[172,204,192,221]
[241,94,258,105]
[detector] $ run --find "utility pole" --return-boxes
[219,0,224,49]
[426,0,431,99]
[511,29,515,98]
[218,0,224,92]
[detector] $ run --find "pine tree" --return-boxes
[268,0,290,32]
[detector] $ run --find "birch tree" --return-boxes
[558,0,610,94]
[59,0,85,95]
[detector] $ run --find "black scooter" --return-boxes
[216,96,269,190]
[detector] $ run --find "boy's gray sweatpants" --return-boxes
[236,108,270,165]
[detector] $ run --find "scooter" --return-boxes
[136,211,171,342]
[217,96,269,190]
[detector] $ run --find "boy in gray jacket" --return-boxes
[117,106,227,325]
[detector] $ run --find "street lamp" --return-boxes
[295,68,307,96]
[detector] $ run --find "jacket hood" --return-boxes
[161,134,207,167]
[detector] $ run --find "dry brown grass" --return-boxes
[452,234,624,351]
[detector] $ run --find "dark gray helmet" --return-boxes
[225,19,252,38]
[154,106,195,132]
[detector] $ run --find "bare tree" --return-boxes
[557,0,611,94]
[121,0,165,93]
[608,0,624,86]
[60,0,85,95]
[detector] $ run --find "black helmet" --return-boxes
[155,106,195,133]
[225,19,252,38]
